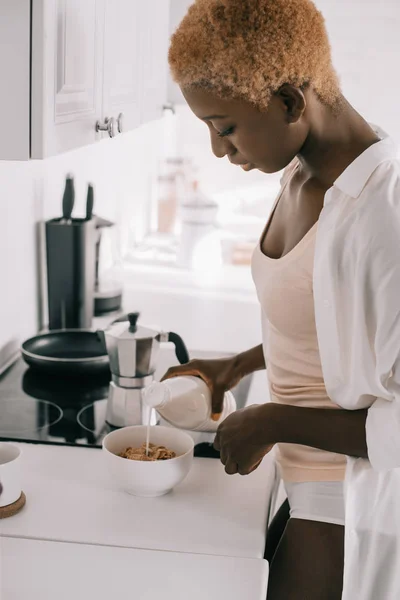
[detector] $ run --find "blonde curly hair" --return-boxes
[169,0,341,111]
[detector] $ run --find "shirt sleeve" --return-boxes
[365,218,400,471]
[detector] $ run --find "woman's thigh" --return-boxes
[267,518,344,600]
[264,499,291,563]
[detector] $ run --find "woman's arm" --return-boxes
[214,402,368,475]
[232,344,265,377]
[270,403,368,458]
[162,344,266,417]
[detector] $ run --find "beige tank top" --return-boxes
[251,163,346,482]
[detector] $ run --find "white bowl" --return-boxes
[102,425,194,497]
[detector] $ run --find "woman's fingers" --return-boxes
[213,429,221,451]
[248,459,263,473]
[214,432,236,472]
[219,446,229,465]
[211,385,225,420]
[238,459,262,476]
[161,360,228,420]
[225,460,238,475]
[161,362,202,382]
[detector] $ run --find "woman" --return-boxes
[164,1,400,599]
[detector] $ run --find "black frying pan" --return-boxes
[21,330,109,376]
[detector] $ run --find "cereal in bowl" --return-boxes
[119,443,176,462]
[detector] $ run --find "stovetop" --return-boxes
[0,358,114,447]
[0,358,220,458]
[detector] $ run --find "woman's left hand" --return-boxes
[213,403,276,475]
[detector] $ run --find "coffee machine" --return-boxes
[100,313,190,428]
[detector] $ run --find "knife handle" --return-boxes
[62,175,75,222]
[86,183,94,220]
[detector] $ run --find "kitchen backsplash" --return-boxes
[0,120,163,363]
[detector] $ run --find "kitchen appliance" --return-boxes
[100,312,190,428]
[0,359,111,447]
[94,216,123,315]
[21,330,109,376]
[46,176,96,330]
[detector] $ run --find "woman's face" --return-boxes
[182,86,309,174]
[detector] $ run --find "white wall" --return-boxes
[0,120,163,364]
[317,0,400,143]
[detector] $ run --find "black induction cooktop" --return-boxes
[0,358,220,457]
[0,358,114,447]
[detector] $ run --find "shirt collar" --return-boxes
[333,126,399,199]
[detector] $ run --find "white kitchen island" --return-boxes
[0,442,276,599]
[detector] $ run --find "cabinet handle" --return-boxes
[117,113,124,133]
[95,117,116,138]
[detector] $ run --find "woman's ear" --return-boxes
[276,84,307,124]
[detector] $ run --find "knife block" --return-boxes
[45,218,96,330]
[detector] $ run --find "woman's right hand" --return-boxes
[161,356,243,419]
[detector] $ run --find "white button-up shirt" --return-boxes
[313,128,400,599]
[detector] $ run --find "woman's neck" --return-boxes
[297,93,381,187]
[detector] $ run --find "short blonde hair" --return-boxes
[169,0,341,111]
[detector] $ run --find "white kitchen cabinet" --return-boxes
[0,0,170,160]
[102,0,141,136]
[102,0,170,133]
[139,0,171,124]
[1,0,31,161]
[31,0,105,158]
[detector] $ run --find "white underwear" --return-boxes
[284,480,345,527]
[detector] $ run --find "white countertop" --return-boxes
[0,536,269,600]
[0,442,276,559]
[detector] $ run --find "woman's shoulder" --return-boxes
[350,159,400,264]
[321,158,400,268]
[360,159,400,224]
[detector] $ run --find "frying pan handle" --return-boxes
[167,332,190,365]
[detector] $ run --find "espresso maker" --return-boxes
[100,313,190,428]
